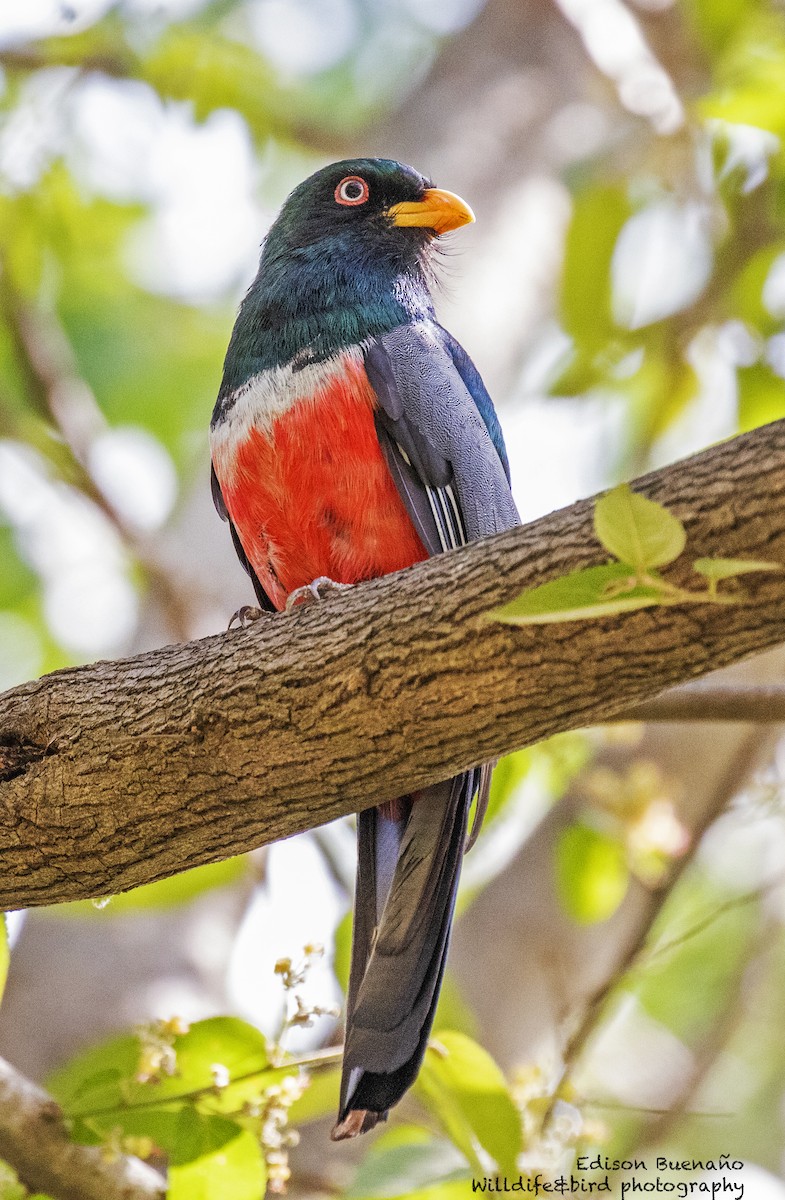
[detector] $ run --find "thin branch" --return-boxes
[640,876,783,964]
[75,1047,343,1121]
[619,683,785,723]
[1,420,785,911]
[0,1057,164,1200]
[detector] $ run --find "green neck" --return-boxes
[218,230,434,395]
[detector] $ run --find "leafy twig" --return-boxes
[489,484,782,626]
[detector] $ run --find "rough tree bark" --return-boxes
[1,418,784,912]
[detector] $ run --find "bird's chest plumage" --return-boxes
[210,347,427,609]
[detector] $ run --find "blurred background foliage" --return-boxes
[1,0,785,1196]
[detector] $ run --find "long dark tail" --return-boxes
[331,770,481,1140]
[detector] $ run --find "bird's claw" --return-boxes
[228,605,266,630]
[285,576,352,611]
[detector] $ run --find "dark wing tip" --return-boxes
[210,461,228,521]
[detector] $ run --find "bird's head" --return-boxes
[268,157,474,259]
[259,158,474,313]
[226,158,474,375]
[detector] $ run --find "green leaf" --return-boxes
[0,609,45,694]
[414,1032,522,1175]
[332,908,353,994]
[144,30,282,137]
[561,184,633,353]
[0,163,229,475]
[699,14,785,139]
[346,1126,469,1199]
[0,525,37,608]
[287,1065,341,1127]
[51,857,249,918]
[0,1156,33,1199]
[547,344,592,397]
[431,969,479,1040]
[0,916,8,1010]
[703,74,785,144]
[168,1108,239,1166]
[555,824,629,924]
[594,484,687,572]
[535,732,594,797]
[737,362,785,433]
[682,0,753,54]
[34,22,295,144]
[47,1018,270,1122]
[45,1034,139,1124]
[731,245,785,336]
[623,349,701,445]
[101,1104,216,1159]
[168,1122,265,1200]
[487,562,663,626]
[60,292,229,470]
[693,557,783,582]
[473,749,535,835]
[459,736,592,916]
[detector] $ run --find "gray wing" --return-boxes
[367,322,520,850]
[365,322,519,552]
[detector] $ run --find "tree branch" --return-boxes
[1,420,785,911]
[621,683,785,723]
[0,1056,165,1200]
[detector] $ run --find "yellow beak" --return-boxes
[387,187,475,235]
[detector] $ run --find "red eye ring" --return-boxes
[335,176,369,206]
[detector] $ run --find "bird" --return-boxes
[209,158,520,1140]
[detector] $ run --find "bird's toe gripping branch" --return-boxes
[227,605,269,630]
[284,576,354,611]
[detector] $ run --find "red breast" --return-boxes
[212,353,427,610]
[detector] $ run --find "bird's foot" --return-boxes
[228,605,267,630]
[285,576,352,611]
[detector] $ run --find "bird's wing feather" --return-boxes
[365,323,519,546]
[210,463,276,612]
[436,323,512,484]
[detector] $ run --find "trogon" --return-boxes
[209,158,520,1139]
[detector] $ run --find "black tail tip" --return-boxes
[330,1109,384,1140]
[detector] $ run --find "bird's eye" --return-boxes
[335,176,369,206]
